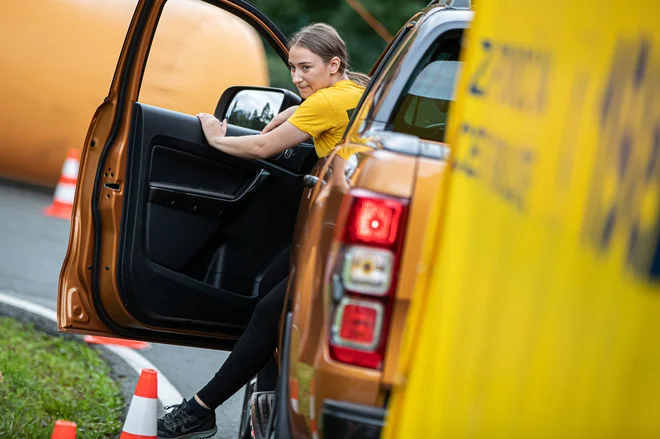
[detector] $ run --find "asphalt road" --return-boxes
[0,180,242,439]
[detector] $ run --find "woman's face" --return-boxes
[288,45,340,99]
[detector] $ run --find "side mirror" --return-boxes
[214,86,302,131]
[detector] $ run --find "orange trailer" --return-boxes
[0,0,268,187]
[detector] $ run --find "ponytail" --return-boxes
[346,69,370,87]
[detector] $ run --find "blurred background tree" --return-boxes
[250,0,429,91]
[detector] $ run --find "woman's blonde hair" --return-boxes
[289,23,370,87]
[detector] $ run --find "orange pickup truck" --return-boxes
[57,1,473,437]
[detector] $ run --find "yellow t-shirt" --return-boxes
[288,79,365,159]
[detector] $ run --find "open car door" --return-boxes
[57,0,317,349]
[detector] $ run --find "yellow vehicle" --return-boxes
[384,0,660,437]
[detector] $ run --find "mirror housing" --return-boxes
[214,86,302,132]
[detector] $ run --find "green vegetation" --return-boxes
[227,102,275,131]
[0,318,123,438]
[250,0,429,90]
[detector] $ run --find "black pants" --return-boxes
[196,277,288,409]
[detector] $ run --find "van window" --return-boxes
[388,29,463,143]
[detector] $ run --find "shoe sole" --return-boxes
[157,425,218,439]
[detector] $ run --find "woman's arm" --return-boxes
[261,105,298,134]
[197,113,310,160]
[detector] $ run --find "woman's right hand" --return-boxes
[261,105,298,134]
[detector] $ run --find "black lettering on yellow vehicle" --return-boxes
[453,123,482,177]
[455,123,536,212]
[469,40,493,97]
[582,37,660,280]
[469,40,552,114]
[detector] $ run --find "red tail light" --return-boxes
[335,298,383,348]
[327,189,409,370]
[330,298,384,369]
[347,198,402,246]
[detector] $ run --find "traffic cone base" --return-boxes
[84,335,150,351]
[43,202,74,220]
[119,432,157,439]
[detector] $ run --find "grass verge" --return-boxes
[0,317,124,438]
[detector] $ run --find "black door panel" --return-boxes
[225,125,318,174]
[149,145,255,199]
[116,103,312,339]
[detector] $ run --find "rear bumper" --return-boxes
[321,399,385,439]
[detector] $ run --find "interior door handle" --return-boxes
[148,168,270,217]
[303,174,325,188]
[234,169,270,203]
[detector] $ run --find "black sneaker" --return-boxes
[157,399,217,439]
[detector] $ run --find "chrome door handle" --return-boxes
[303,174,325,188]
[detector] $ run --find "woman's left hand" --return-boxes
[197,113,227,146]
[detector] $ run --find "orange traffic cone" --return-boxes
[44,148,80,220]
[120,368,158,439]
[51,420,76,439]
[84,335,150,351]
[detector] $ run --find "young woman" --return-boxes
[157,23,369,439]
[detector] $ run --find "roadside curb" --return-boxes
[0,301,137,433]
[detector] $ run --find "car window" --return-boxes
[138,0,290,117]
[388,29,463,143]
[369,30,418,114]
